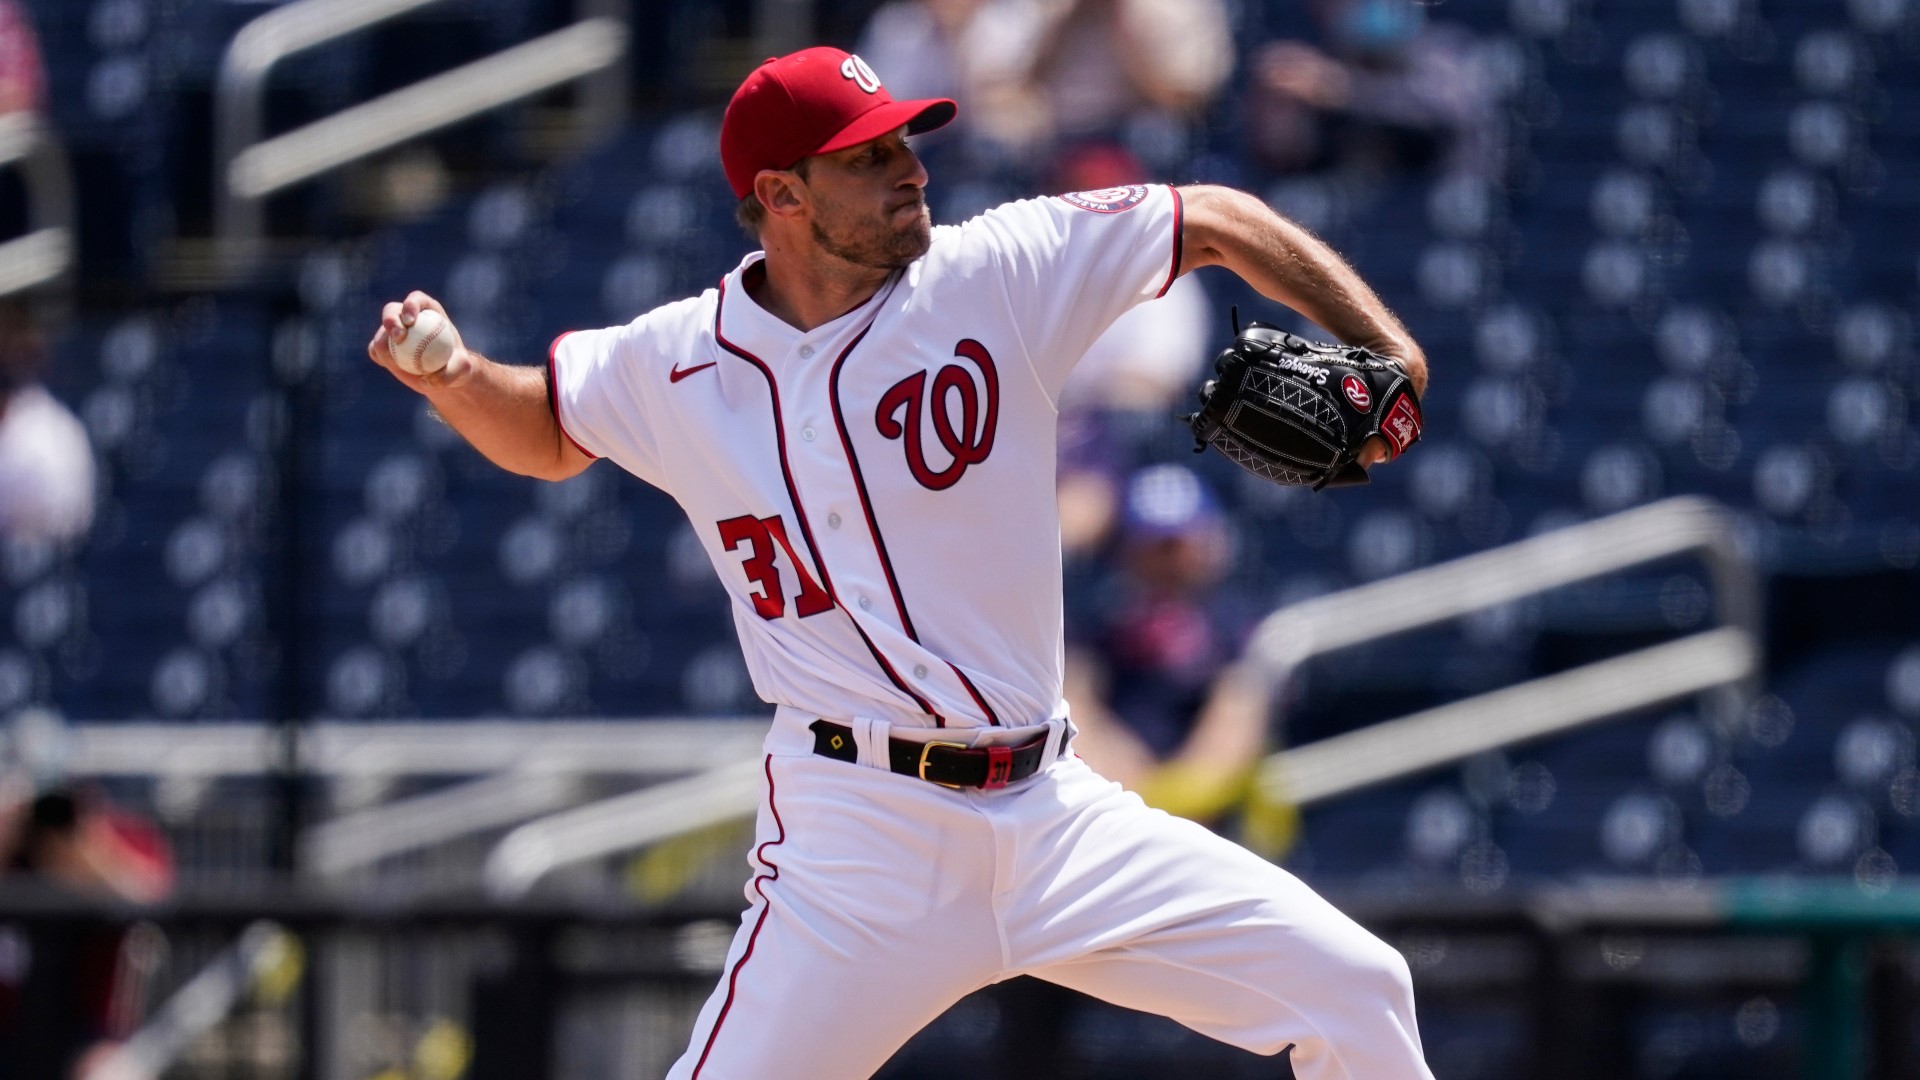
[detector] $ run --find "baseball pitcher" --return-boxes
[369,47,1433,1080]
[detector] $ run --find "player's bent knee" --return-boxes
[1238,916,1420,1056]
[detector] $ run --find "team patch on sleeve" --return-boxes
[1059,185,1152,214]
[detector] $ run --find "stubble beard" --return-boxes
[811,200,932,270]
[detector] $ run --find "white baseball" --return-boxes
[388,308,462,376]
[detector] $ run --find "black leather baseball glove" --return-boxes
[1182,319,1424,490]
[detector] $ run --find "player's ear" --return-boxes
[755,169,808,222]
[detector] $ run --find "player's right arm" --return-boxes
[367,291,591,483]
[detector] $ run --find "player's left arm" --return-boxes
[1176,183,1428,398]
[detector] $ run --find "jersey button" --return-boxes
[827,512,842,529]
[914,664,929,679]
[802,426,817,441]
[858,595,872,611]
[799,345,815,359]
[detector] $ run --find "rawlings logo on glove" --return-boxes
[1181,316,1423,491]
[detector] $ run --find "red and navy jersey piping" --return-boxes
[1156,184,1185,299]
[689,754,784,1078]
[545,331,599,460]
[714,276,947,724]
[827,321,1003,727]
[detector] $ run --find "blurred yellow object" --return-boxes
[1137,761,1252,823]
[1137,759,1300,860]
[626,819,753,904]
[1240,767,1300,861]
[413,1018,474,1080]
[252,929,304,1008]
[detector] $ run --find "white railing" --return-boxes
[63,718,767,881]
[1243,495,1762,805]
[1266,627,1756,805]
[90,922,297,1080]
[214,0,628,274]
[484,757,766,898]
[65,718,766,778]
[0,114,74,297]
[291,720,764,877]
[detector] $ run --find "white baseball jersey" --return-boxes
[549,184,1183,746]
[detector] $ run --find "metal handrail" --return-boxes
[61,717,770,881]
[215,0,447,272]
[294,721,767,878]
[65,718,768,778]
[303,771,581,878]
[89,922,297,1080]
[485,757,766,899]
[1243,495,1758,692]
[1266,627,1757,805]
[0,113,74,296]
[1245,495,1763,804]
[213,0,628,274]
[1251,491,1758,803]
[229,18,627,199]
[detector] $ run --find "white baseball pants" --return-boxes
[665,732,1431,1080]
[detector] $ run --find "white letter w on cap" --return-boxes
[841,54,881,93]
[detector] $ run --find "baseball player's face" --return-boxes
[800,128,931,270]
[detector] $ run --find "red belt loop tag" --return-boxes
[983,745,1014,789]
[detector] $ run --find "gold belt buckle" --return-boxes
[917,741,970,788]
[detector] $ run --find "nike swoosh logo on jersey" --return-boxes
[669,361,718,383]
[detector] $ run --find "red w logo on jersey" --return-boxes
[875,339,1000,490]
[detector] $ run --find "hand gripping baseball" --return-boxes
[1181,314,1424,491]
[366,291,474,391]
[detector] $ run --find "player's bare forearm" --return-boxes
[367,290,590,482]
[1177,663,1273,774]
[1177,184,1427,395]
[425,356,589,482]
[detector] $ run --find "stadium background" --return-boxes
[1,0,1918,1078]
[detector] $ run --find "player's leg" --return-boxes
[665,754,1001,1080]
[1003,756,1432,1080]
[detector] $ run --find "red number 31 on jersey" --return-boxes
[717,514,833,620]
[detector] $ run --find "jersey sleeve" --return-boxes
[973,184,1185,404]
[547,323,671,492]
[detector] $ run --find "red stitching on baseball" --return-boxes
[408,319,445,366]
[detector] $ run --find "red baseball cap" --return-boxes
[720,47,957,200]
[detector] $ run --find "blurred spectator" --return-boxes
[1065,465,1275,826]
[1055,409,1122,570]
[859,0,1233,165]
[1248,0,1499,180]
[1054,274,1214,559]
[1059,273,1211,412]
[1014,466,1279,1080]
[0,0,43,117]
[0,789,173,1079]
[856,0,985,107]
[0,300,95,545]
[1057,146,1216,413]
[1,785,174,904]
[1053,145,1217,563]
[0,709,172,1080]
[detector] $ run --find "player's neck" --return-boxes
[747,245,892,334]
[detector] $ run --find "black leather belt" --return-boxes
[809,719,1067,789]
